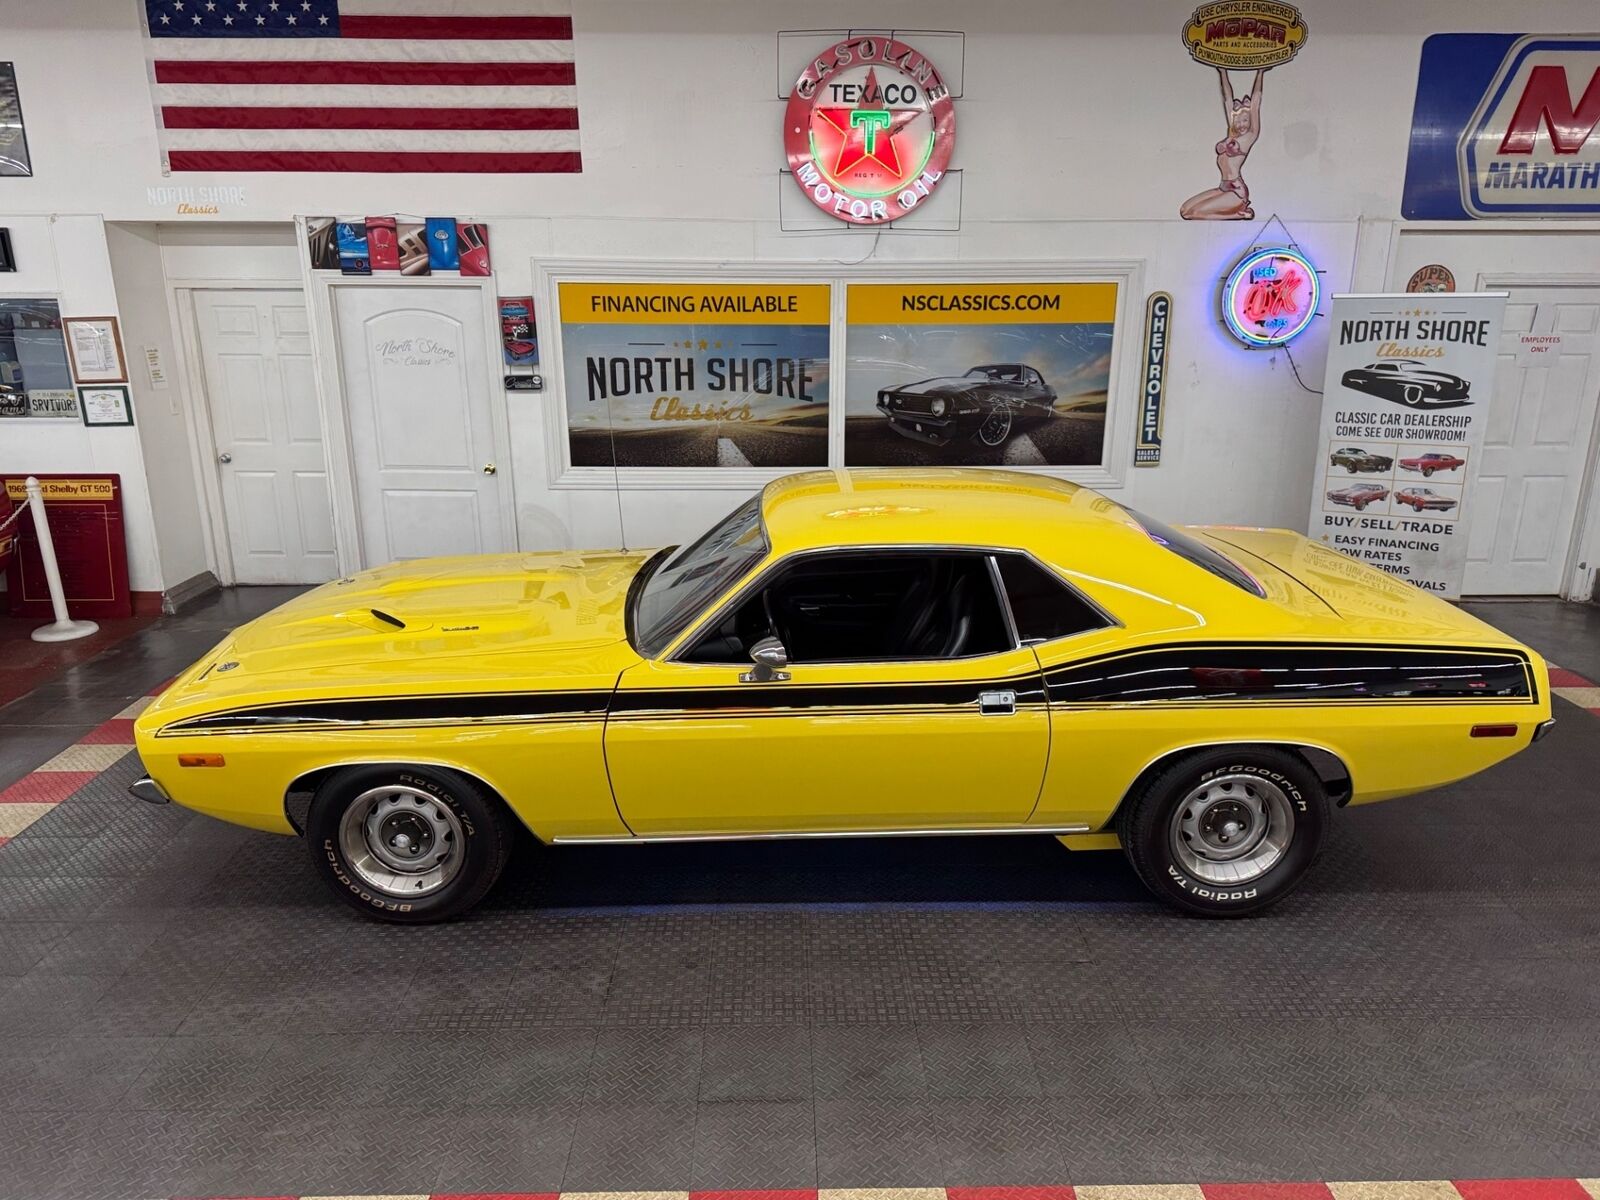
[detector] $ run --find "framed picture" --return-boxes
[78,385,133,427]
[63,316,127,383]
[0,63,31,178]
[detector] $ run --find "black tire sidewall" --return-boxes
[1120,749,1328,917]
[307,764,509,923]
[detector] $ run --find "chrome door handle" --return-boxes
[482,462,497,475]
[977,690,1016,715]
[217,452,232,464]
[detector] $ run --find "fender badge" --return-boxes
[215,661,239,672]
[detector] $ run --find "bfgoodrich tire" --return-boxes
[306,764,514,923]
[1116,747,1328,917]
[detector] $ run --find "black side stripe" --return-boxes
[157,642,1534,734]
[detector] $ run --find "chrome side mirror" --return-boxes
[740,635,791,683]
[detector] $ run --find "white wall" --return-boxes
[3,0,1599,570]
[0,215,166,594]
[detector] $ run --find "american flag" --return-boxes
[141,0,580,173]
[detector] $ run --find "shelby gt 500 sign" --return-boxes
[784,35,956,225]
[1403,34,1600,219]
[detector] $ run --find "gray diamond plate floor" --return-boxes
[0,589,1597,1199]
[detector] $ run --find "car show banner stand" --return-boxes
[1309,292,1507,598]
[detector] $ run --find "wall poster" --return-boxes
[560,282,830,469]
[0,298,75,419]
[844,282,1118,467]
[1310,292,1507,598]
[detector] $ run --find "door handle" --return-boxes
[217,452,232,464]
[482,462,497,475]
[977,690,1016,715]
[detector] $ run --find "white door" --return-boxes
[1464,286,1600,595]
[332,285,509,566]
[194,289,338,585]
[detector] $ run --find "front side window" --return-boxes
[633,496,768,658]
[1126,509,1266,598]
[685,551,1013,665]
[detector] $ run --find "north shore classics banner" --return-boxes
[1310,292,1508,598]
[559,282,831,469]
[843,282,1119,467]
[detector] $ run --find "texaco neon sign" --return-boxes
[784,36,957,225]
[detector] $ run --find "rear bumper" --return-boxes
[1533,718,1556,744]
[129,775,170,805]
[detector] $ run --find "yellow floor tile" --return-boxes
[35,743,135,772]
[1577,1181,1600,1200]
[115,696,153,719]
[1075,1187,1205,1200]
[1328,1183,1461,1200]
[1553,685,1600,708]
[0,803,56,838]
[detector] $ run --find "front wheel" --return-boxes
[306,764,514,923]
[1116,747,1328,917]
[976,406,1013,447]
[1422,467,1434,477]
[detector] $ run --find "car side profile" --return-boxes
[1393,486,1459,512]
[131,469,1549,923]
[877,364,1057,449]
[1340,361,1472,408]
[1399,452,1465,477]
[1329,447,1394,473]
[1326,482,1389,510]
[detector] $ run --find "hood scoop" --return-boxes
[336,607,426,633]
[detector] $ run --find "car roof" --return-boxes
[759,468,1150,560]
[972,363,1024,372]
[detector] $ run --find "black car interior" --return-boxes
[685,552,1015,664]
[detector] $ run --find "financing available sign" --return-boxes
[1310,293,1507,598]
[1403,34,1600,219]
[559,282,830,469]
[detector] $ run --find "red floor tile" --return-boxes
[78,717,136,744]
[1455,1181,1596,1200]
[0,771,98,805]
[1548,667,1594,689]
[1204,1186,1335,1200]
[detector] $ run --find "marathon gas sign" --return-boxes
[1403,34,1600,219]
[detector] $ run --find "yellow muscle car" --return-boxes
[130,469,1552,922]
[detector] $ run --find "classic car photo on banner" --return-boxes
[844,282,1119,467]
[560,282,831,469]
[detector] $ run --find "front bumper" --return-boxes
[878,403,956,446]
[129,775,170,804]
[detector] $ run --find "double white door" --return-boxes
[1464,285,1600,595]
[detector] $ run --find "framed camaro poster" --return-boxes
[844,282,1120,467]
[558,281,831,469]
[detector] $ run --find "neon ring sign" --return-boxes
[1222,246,1319,347]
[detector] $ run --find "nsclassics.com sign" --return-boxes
[1309,293,1507,598]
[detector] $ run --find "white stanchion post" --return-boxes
[25,475,99,643]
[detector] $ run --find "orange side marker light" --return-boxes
[178,753,227,767]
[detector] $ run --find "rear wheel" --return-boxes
[307,764,513,923]
[1116,747,1328,917]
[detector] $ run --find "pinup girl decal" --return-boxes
[1181,68,1264,220]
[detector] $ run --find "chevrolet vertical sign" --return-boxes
[1135,292,1171,466]
[1403,34,1600,219]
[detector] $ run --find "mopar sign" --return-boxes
[1403,34,1600,219]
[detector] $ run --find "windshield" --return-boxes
[1126,508,1266,598]
[632,495,768,657]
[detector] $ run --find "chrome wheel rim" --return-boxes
[1169,772,1295,886]
[977,407,1012,446]
[337,785,464,898]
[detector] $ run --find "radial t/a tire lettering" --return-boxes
[1115,747,1328,917]
[306,764,514,924]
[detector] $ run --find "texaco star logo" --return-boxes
[784,36,956,225]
